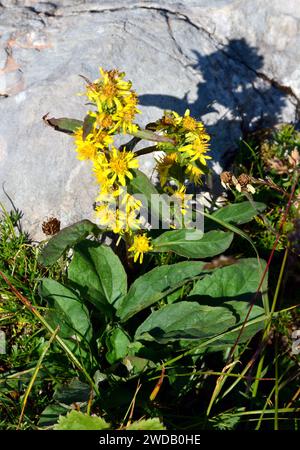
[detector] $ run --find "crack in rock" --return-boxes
[39,2,300,109]
[1,1,299,108]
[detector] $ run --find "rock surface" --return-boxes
[0,0,299,239]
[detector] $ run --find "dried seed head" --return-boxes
[220,171,233,185]
[42,217,61,236]
[288,147,300,168]
[237,173,252,187]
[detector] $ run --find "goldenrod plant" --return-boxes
[1,68,299,430]
[44,68,214,264]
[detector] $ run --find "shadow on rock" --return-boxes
[139,38,291,165]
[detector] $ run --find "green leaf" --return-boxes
[106,327,131,364]
[152,229,234,258]
[82,114,96,140]
[186,258,267,346]
[117,261,208,322]
[208,300,265,345]
[38,220,99,267]
[212,201,266,225]
[135,301,235,343]
[38,404,68,427]
[68,241,127,310]
[132,128,174,144]
[39,279,92,343]
[122,355,155,376]
[179,304,266,352]
[127,418,166,430]
[54,410,110,430]
[43,115,83,134]
[128,169,173,227]
[189,258,267,298]
[53,379,90,406]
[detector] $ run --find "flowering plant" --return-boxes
[44,68,216,264]
[37,68,278,418]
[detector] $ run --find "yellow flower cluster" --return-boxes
[154,109,211,216]
[86,68,140,135]
[155,109,211,188]
[72,68,152,263]
[71,70,212,263]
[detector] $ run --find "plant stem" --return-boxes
[0,270,99,396]
[18,326,60,429]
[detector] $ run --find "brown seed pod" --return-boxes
[237,173,252,187]
[220,171,233,185]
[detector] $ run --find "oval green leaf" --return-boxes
[38,220,99,267]
[135,301,235,343]
[43,116,83,134]
[117,261,209,322]
[152,229,234,258]
[68,241,127,310]
[211,201,266,225]
[39,278,92,343]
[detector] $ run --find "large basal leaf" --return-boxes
[38,220,99,267]
[189,258,267,299]
[152,229,234,258]
[117,261,209,322]
[68,241,127,310]
[43,115,83,134]
[54,410,110,430]
[135,301,235,343]
[39,279,92,343]
[186,258,267,347]
[179,302,266,351]
[211,201,266,225]
[205,300,265,346]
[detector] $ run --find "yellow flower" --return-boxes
[92,152,111,187]
[128,234,153,263]
[103,147,139,186]
[121,192,142,213]
[179,137,211,165]
[95,204,124,233]
[167,185,192,215]
[124,210,141,232]
[111,104,140,134]
[155,152,178,186]
[95,185,121,203]
[86,68,133,109]
[186,163,203,185]
[95,204,116,227]
[73,127,98,161]
[181,110,198,131]
[94,128,114,150]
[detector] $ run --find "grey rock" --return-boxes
[0,0,299,240]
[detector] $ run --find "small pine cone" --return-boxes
[237,173,252,187]
[42,217,61,236]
